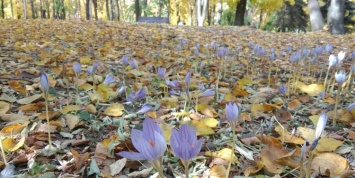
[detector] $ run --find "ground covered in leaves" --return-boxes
[0,19,354,177]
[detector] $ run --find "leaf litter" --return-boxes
[0,19,354,177]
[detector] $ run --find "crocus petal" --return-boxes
[226,102,239,124]
[170,129,181,155]
[347,103,355,112]
[202,89,215,96]
[152,131,167,159]
[335,71,346,85]
[192,138,204,159]
[118,151,147,160]
[315,112,327,139]
[103,74,115,84]
[328,55,337,67]
[338,51,346,61]
[40,72,49,96]
[142,117,163,137]
[73,62,82,76]
[131,129,145,153]
[185,72,191,85]
[180,139,193,160]
[137,105,152,114]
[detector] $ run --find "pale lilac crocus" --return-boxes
[129,59,138,69]
[170,124,204,177]
[137,104,153,114]
[335,70,346,85]
[170,125,203,160]
[126,89,146,102]
[122,55,129,65]
[117,86,126,95]
[310,112,327,151]
[40,72,49,97]
[157,67,166,79]
[202,89,215,96]
[337,51,346,62]
[226,102,239,126]
[347,103,355,112]
[103,74,115,85]
[328,54,338,68]
[185,72,191,86]
[118,117,166,177]
[73,62,82,77]
[279,84,287,95]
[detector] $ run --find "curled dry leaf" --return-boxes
[311,153,349,176]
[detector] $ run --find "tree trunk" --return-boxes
[234,0,246,26]
[135,0,139,21]
[85,0,90,19]
[196,0,208,26]
[93,0,98,20]
[142,0,147,16]
[1,0,4,18]
[23,0,27,19]
[52,0,55,18]
[10,0,14,19]
[327,0,345,34]
[61,0,65,19]
[30,0,35,18]
[158,0,161,17]
[110,0,116,20]
[116,0,120,20]
[308,0,324,31]
[216,2,222,25]
[46,0,50,18]
[78,0,81,18]
[258,9,262,28]
[106,0,110,20]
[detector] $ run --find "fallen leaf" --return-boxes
[311,153,349,176]
[110,158,127,176]
[103,103,124,117]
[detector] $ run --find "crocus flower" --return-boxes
[328,54,338,68]
[311,112,327,151]
[347,103,355,112]
[117,86,126,95]
[161,40,166,47]
[135,89,146,100]
[170,124,204,161]
[129,59,138,69]
[185,72,191,86]
[194,49,199,57]
[225,102,239,126]
[157,67,166,79]
[279,84,287,95]
[337,51,346,62]
[325,44,333,54]
[202,89,215,96]
[118,117,167,161]
[300,140,307,159]
[351,50,355,60]
[122,55,129,65]
[285,45,292,52]
[73,62,81,77]
[137,104,153,114]
[86,67,94,75]
[93,61,99,71]
[176,44,181,51]
[103,74,115,85]
[315,112,327,139]
[40,72,49,97]
[335,70,346,85]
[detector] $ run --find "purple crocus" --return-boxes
[118,117,166,175]
[335,71,346,85]
[157,67,166,79]
[202,89,215,97]
[40,72,49,97]
[126,89,146,102]
[73,62,82,77]
[185,72,191,86]
[129,59,138,69]
[117,86,126,95]
[347,103,355,112]
[226,102,239,126]
[103,74,115,85]
[279,85,287,95]
[122,55,129,66]
[137,104,153,114]
[170,124,204,161]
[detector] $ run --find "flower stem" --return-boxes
[323,67,330,94]
[45,97,52,149]
[333,86,341,128]
[0,134,7,164]
[182,160,190,178]
[226,125,236,178]
[305,151,314,178]
[299,157,304,178]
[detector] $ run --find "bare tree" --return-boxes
[23,0,27,19]
[308,0,324,31]
[216,1,222,25]
[328,0,345,34]
[196,0,208,26]
[234,0,246,26]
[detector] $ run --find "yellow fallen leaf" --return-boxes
[79,57,91,64]
[16,94,42,104]
[1,134,26,151]
[196,104,218,117]
[210,165,227,177]
[0,101,11,114]
[183,120,215,136]
[296,81,324,96]
[61,105,81,114]
[200,117,218,128]
[79,83,94,91]
[1,123,28,136]
[311,153,349,176]
[65,114,81,130]
[160,123,173,144]
[205,148,238,163]
[104,103,124,117]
